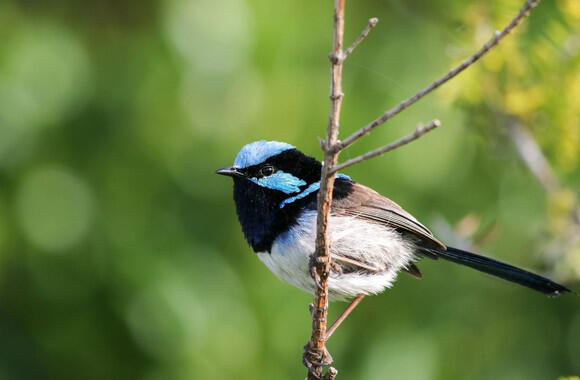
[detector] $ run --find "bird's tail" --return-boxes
[420,246,572,297]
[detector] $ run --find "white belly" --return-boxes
[257,211,416,301]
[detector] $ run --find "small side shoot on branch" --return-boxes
[305,1,543,379]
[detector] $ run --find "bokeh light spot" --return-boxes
[0,23,92,164]
[125,248,259,377]
[361,331,438,380]
[163,0,251,74]
[16,166,94,253]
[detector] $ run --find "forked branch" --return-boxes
[308,2,381,380]
[330,120,440,174]
[307,0,347,378]
[307,0,541,378]
[332,0,541,153]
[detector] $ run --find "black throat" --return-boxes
[231,149,353,253]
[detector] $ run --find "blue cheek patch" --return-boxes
[279,173,352,208]
[249,171,306,194]
[280,181,320,208]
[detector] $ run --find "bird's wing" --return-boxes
[332,182,446,250]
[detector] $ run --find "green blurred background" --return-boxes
[0,0,579,379]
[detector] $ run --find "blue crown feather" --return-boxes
[234,140,295,168]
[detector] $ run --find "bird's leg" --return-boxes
[309,253,370,340]
[329,260,342,274]
[325,294,365,340]
[310,265,323,290]
[331,253,380,273]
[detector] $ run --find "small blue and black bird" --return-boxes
[216,140,571,303]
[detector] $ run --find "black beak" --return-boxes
[215,166,245,178]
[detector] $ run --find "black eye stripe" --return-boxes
[239,148,322,182]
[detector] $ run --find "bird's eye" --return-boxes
[260,165,275,176]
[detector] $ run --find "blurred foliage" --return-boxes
[441,0,580,283]
[0,0,578,379]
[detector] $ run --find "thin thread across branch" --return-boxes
[332,0,541,152]
[330,120,441,174]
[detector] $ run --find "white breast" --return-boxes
[256,210,416,301]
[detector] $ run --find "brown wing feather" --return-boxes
[332,183,446,249]
[402,262,423,278]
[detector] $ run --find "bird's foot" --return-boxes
[310,265,323,290]
[303,340,334,378]
[309,255,324,290]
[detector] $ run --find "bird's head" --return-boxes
[216,140,323,203]
[216,140,326,251]
[217,140,353,252]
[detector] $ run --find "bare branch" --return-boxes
[330,120,441,174]
[333,0,541,152]
[307,0,346,378]
[305,1,543,378]
[342,18,379,60]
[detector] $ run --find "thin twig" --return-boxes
[342,18,379,60]
[330,120,441,174]
[307,0,346,378]
[306,0,543,378]
[333,0,541,152]
[325,294,366,340]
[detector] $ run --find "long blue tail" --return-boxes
[420,246,571,297]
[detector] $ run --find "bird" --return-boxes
[216,140,571,303]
